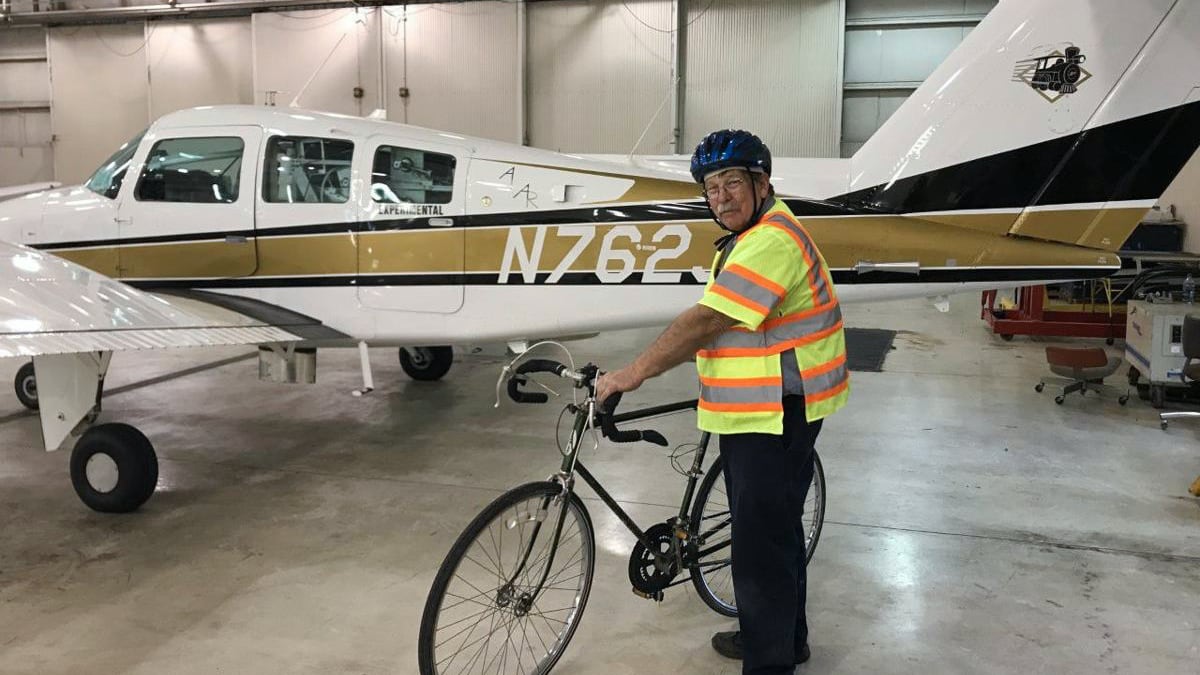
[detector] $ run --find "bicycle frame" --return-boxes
[503,396,720,603]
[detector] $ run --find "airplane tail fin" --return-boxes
[845,0,1200,252]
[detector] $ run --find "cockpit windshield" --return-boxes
[84,128,148,199]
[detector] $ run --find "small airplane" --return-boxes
[0,0,1197,513]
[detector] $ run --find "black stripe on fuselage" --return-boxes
[839,99,1200,212]
[127,266,1114,291]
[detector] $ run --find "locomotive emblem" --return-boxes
[1012,45,1090,102]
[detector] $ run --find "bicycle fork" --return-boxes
[496,404,591,615]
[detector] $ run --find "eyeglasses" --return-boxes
[702,176,749,200]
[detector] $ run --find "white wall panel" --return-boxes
[383,2,520,143]
[147,18,254,118]
[0,147,53,185]
[0,61,50,103]
[252,8,382,115]
[685,0,841,158]
[840,0,998,157]
[843,25,971,84]
[528,0,674,154]
[48,24,150,185]
[0,27,51,186]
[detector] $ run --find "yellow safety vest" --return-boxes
[695,198,849,434]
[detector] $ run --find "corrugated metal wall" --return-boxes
[685,0,842,158]
[384,2,521,143]
[147,18,254,120]
[48,24,151,185]
[8,0,855,185]
[528,0,675,155]
[0,27,52,185]
[252,9,383,115]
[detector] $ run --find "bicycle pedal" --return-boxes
[631,587,664,602]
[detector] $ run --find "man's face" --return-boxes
[703,169,770,232]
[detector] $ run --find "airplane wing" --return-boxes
[0,240,319,455]
[0,241,305,358]
[0,182,61,202]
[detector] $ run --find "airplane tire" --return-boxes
[70,423,158,513]
[399,346,454,381]
[15,361,37,410]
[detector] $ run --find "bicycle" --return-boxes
[418,349,826,675]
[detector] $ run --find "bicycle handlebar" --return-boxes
[505,358,669,447]
[597,392,669,447]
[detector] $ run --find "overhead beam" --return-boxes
[845,14,987,29]
[0,0,452,28]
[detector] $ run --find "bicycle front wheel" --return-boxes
[688,451,826,617]
[418,482,596,675]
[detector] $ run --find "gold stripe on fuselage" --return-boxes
[46,206,1132,281]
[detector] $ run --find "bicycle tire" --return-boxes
[688,452,826,617]
[418,482,595,675]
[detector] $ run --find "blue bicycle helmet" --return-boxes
[689,129,772,183]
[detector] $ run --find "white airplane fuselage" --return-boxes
[2,0,1198,348]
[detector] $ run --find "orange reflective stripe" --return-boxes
[803,379,849,403]
[698,375,783,387]
[800,353,847,379]
[697,400,784,413]
[782,320,844,349]
[710,284,770,317]
[697,346,775,358]
[725,263,786,299]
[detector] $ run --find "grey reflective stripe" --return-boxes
[710,329,768,350]
[804,362,848,396]
[700,383,781,404]
[764,214,833,305]
[713,268,782,314]
[780,348,804,395]
[708,303,841,352]
[765,303,842,344]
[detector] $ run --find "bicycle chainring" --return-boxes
[628,522,680,594]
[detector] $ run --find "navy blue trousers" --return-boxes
[720,395,822,675]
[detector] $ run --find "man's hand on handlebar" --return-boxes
[595,365,645,410]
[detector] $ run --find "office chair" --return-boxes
[1036,346,1129,405]
[1158,314,1200,430]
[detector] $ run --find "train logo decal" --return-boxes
[1012,45,1090,102]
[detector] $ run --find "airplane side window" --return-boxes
[84,128,147,200]
[262,136,354,204]
[134,137,245,204]
[371,146,456,205]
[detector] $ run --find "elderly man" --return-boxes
[596,129,849,674]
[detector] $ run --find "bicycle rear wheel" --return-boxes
[688,451,826,617]
[418,481,595,675]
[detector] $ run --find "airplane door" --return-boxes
[115,126,261,280]
[357,136,466,313]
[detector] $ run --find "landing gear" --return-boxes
[14,361,37,410]
[399,346,453,381]
[69,423,158,513]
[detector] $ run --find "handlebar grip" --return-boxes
[641,430,669,447]
[507,375,548,404]
[516,359,567,376]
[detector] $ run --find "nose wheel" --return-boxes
[14,361,37,410]
[69,423,158,513]
[399,346,454,381]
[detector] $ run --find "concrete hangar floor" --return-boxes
[0,294,1196,675]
